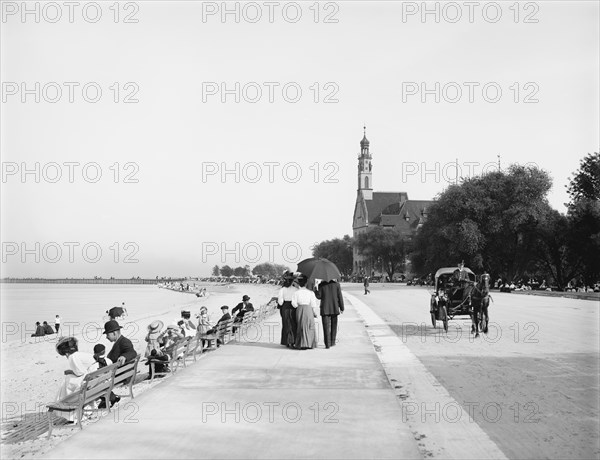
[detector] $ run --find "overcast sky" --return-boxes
[1,1,598,278]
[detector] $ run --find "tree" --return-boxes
[220,265,233,277]
[355,227,409,280]
[312,235,354,276]
[531,207,580,290]
[566,153,600,286]
[211,265,220,276]
[411,165,553,281]
[252,262,289,278]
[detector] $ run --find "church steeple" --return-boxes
[360,125,370,154]
[357,126,373,200]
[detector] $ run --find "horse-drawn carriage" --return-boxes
[429,266,490,337]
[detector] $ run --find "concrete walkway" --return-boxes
[46,298,422,459]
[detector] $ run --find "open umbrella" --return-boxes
[107,306,126,319]
[297,257,341,286]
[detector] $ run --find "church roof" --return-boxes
[370,198,433,235]
[364,192,408,223]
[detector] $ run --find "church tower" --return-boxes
[357,126,373,200]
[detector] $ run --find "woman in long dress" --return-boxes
[278,273,298,348]
[292,275,318,350]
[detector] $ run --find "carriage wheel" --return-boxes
[431,311,436,328]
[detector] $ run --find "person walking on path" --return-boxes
[54,315,61,334]
[278,272,299,348]
[292,275,318,350]
[364,276,370,295]
[316,280,344,349]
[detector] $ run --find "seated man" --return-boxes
[43,321,55,335]
[206,306,232,345]
[31,322,45,337]
[232,295,254,322]
[101,320,137,408]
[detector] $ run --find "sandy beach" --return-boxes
[0,282,279,459]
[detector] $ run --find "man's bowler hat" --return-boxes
[103,320,122,335]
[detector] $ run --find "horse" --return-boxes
[469,273,491,337]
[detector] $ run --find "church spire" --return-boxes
[360,125,370,153]
[357,126,373,200]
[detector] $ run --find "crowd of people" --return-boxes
[49,279,343,426]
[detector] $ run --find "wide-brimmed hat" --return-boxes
[148,320,164,331]
[103,320,122,335]
[166,323,179,331]
[56,337,78,356]
[242,295,250,301]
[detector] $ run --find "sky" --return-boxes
[1,1,599,278]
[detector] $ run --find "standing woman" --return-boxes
[278,272,299,348]
[292,275,318,350]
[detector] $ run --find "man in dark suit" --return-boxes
[232,295,254,321]
[232,295,254,332]
[316,280,344,349]
[207,306,232,346]
[102,320,136,407]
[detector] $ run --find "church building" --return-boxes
[352,128,434,276]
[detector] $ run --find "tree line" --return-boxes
[312,153,600,290]
[211,263,290,279]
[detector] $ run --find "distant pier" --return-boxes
[0,278,184,285]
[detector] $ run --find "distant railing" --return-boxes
[0,278,185,285]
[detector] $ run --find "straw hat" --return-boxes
[148,320,164,332]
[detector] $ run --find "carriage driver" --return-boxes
[451,261,469,299]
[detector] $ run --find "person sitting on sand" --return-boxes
[55,337,98,422]
[43,321,55,335]
[31,321,45,337]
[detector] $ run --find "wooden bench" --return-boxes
[147,339,190,381]
[46,363,118,438]
[112,354,141,399]
[184,336,203,364]
[201,318,234,349]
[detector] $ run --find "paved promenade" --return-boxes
[46,297,422,459]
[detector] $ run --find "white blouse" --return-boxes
[278,286,299,305]
[291,287,318,312]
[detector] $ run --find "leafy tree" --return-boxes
[220,265,233,277]
[312,235,354,276]
[252,262,289,278]
[355,227,409,280]
[411,165,552,281]
[233,266,245,277]
[566,153,600,285]
[211,265,220,276]
[531,207,580,289]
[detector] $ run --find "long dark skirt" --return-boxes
[295,304,317,349]
[280,301,297,346]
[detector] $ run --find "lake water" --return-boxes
[0,283,217,344]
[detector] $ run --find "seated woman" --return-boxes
[54,337,99,422]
